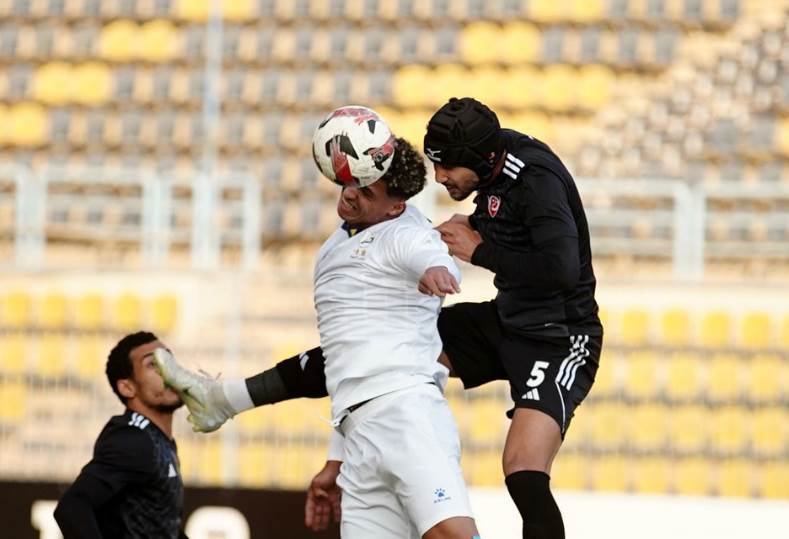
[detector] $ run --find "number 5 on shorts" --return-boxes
[526,361,551,388]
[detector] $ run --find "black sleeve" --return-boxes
[274,346,330,398]
[54,428,155,539]
[471,167,580,290]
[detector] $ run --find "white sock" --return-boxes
[221,379,255,415]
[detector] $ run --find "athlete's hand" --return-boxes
[436,222,483,263]
[419,266,461,297]
[305,460,342,532]
[446,213,471,227]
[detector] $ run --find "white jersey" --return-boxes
[314,204,460,422]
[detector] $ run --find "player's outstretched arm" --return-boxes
[418,266,461,297]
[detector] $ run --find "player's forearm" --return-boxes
[54,494,104,539]
[471,235,580,290]
[244,347,330,406]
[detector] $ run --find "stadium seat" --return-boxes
[0,334,27,374]
[758,461,789,499]
[468,449,501,487]
[543,65,578,112]
[115,293,142,331]
[590,349,617,397]
[175,0,210,22]
[705,354,741,403]
[621,308,650,345]
[664,352,703,402]
[237,443,272,487]
[740,311,771,348]
[469,399,507,446]
[632,456,671,494]
[74,338,104,380]
[777,117,789,157]
[74,293,103,330]
[629,403,669,452]
[2,291,32,328]
[699,311,732,347]
[99,19,137,61]
[623,351,660,400]
[751,406,787,458]
[138,20,179,63]
[499,22,541,65]
[746,354,786,403]
[37,336,67,378]
[0,381,27,424]
[33,62,71,105]
[73,62,111,106]
[151,294,178,334]
[39,292,69,329]
[196,440,223,484]
[392,65,433,108]
[551,452,586,490]
[587,401,627,450]
[668,404,708,453]
[673,457,711,496]
[717,459,752,498]
[467,66,506,110]
[660,308,691,347]
[528,0,563,23]
[710,405,748,455]
[224,0,256,21]
[460,21,500,65]
[590,454,628,491]
[499,66,541,109]
[578,65,615,111]
[570,0,605,23]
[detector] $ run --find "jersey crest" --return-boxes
[487,195,501,217]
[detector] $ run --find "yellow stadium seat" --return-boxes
[469,400,507,445]
[8,102,47,147]
[528,0,565,23]
[747,354,785,403]
[590,454,627,492]
[506,111,552,142]
[706,354,741,403]
[587,401,627,450]
[461,22,501,65]
[37,336,66,377]
[758,461,789,499]
[175,0,210,21]
[552,452,586,490]
[664,352,702,402]
[469,449,501,487]
[543,65,578,112]
[621,308,650,345]
[629,403,669,452]
[674,457,711,496]
[115,293,142,331]
[668,404,708,453]
[624,351,660,400]
[196,440,223,484]
[33,62,71,105]
[100,19,138,61]
[223,0,255,21]
[72,62,111,106]
[717,459,752,498]
[39,293,69,329]
[776,117,789,157]
[632,456,670,494]
[1,334,27,374]
[699,311,732,348]
[578,65,615,111]
[2,291,32,328]
[660,308,691,347]
[151,294,178,333]
[752,407,787,457]
[740,311,771,349]
[467,66,506,110]
[500,22,541,65]
[0,381,27,423]
[74,338,104,380]
[392,65,433,108]
[0,104,7,146]
[710,406,748,454]
[278,444,312,489]
[432,64,469,107]
[590,350,617,396]
[74,293,103,330]
[780,315,789,348]
[499,66,541,109]
[138,20,179,62]
[570,0,605,22]
[237,443,273,487]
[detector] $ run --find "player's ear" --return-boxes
[388,199,406,217]
[117,379,136,400]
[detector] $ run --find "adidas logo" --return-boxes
[522,388,540,401]
[168,463,178,478]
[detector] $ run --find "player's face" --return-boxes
[128,341,183,412]
[433,164,480,201]
[337,180,404,227]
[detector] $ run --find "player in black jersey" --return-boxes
[55,332,187,539]
[156,98,602,539]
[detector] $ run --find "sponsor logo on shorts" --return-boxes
[433,488,452,504]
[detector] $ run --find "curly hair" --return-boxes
[379,137,427,200]
[106,331,158,404]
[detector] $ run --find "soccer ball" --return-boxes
[312,105,396,188]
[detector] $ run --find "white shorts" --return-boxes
[337,383,474,539]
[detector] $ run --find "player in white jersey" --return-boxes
[155,138,479,539]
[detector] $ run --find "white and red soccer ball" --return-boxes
[312,105,397,188]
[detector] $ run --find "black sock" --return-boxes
[505,470,564,539]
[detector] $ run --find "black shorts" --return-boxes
[437,301,603,435]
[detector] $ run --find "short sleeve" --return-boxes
[389,226,461,282]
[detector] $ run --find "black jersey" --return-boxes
[54,409,185,539]
[468,129,600,335]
